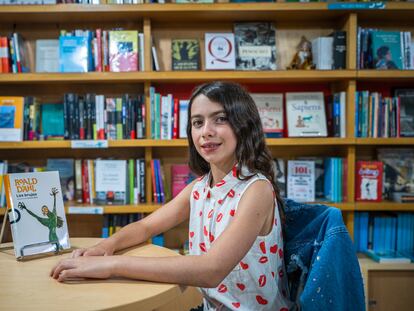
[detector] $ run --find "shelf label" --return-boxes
[71,140,108,149]
[328,2,385,10]
[68,206,104,214]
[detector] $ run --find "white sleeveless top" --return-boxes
[189,166,290,311]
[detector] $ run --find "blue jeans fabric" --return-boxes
[284,199,365,311]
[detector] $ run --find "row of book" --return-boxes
[357,28,414,70]
[355,89,414,138]
[0,30,144,73]
[354,212,414,263]
[101,213,144,238]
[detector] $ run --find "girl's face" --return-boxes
[190,94,237,170]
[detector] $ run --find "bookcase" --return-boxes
[0,2,414,251]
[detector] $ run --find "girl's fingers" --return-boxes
[71,248,86,258]
[51,259,74,279]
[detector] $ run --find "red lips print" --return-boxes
[232,166,237,177]
[270,244,278,254]
[229,209,235,217]
[189,241,192,249]
[206,191,211,199]
[216,180,226,187]
[199,243,207,252]
[216,213,223,222]
[259,256,268,263]
[259,241,266,254]
[258,274,267,287]
[278,248,284,258]
[240,261,249,270]
[209,232,215,243]
[271,271,275,278]
[189,231,194,238]
[203,226,208,236]
[280,308,288,311]
[208,209,214,218]
[232,302,240,308]
[218,284,227,293]
[256,295,268,305]
[217,199,223,204]
[193,191,200,200]
[228,189,235,198]
[236,283,245,291]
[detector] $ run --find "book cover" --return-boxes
[273,158,286,197]
[286,92,327,137]
[251,93,284,138]
[41,103,65,138]
[0,96,24,142]
[371,30,403,70]
[59,36,89,73]
[179,99,189,138]
[95,160,127,205]
[46,159,74,202]
[366,249,411,264]
[4,171,70,259]
[394,89,414,137]
[205,33,236,70]
[234,22,276,70]
[171,164,197,198]
[35,39,59,73]
[109,30,138,72]
[287,160,315,202]
[355,161,383,202]
[171,39,200,71]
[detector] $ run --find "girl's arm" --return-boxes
[72,179,196,257]
[52,180,275,288]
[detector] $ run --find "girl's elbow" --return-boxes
[201,263,228,288]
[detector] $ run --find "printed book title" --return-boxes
[14,178,39,198]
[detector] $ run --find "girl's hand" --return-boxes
[50,256,116,282]
[71,243,115,258]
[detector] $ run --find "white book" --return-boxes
[4,171,70,259]
[160,95,170,140]
[311,37,333,70]
[35,39,59,73]
[138,33,145,71]
[205,33,236,70]
[286,92,327,137]
[95,160,127,204]
[152,45,160,71]
[251,93,284,138]
[287,160,315,202]
[179,100,189,138]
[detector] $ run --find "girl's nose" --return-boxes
[201,121,215,137]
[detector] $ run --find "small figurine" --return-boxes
[287,36,315,70]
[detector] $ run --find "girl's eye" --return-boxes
[216,116,228,123]
[192,120,203,128]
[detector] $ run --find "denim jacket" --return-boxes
[283,199,365,311]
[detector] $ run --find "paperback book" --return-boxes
[287,160,315,202]
[109,30,139,72]
[171,39,200,71]
[3,171,70,260]
[0,96,24,142]
[205,33,236,70]
[251,93,284,138]
[355,161,383,202]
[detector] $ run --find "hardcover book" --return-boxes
[3,171,71,260]
[286,92,327,137]
[171,39,200,71]
[205,33,236,70]
[234,22,276,70]
[287,160,315,202]
[109,30,139,72]
[251,93,284,138]
[0,96,24,142]
[355,161,383,202]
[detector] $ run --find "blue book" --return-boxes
[102,215,109,238]
[366,249,411,264]
[354,212,360,251]
[59,36,89,73]
[360,212,369,252]
[152,234,164,247]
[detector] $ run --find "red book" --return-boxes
[1,36,10,73]
[172,98,179,139]
[355,161,383,202]
[82,160,90,204]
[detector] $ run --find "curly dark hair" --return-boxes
[186,81,285,221]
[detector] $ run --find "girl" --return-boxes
[51,82,290,311]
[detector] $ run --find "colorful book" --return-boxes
[3,171,71,259]
[94,160,127,205]
[46,159,74,202]
[41,103,65,138]
[251,93,284,138]
[171,39,200,71]
[0,96,24,142]
[171,164,197,198]
[355,161,383,202]
[109,30,138,72]
[371,30,403,70]
[59,36,89,73]
[287,160,315,202]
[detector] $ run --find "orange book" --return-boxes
[0,96,25,141]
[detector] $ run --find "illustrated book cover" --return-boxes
[394,89,414,137]
[171,39,200,71]
[59,36,89,73]
[109,30,139,72]
[251,93,284,138]
[287,160,315,202]
[371,30,403,70]
[0,96,24,142]
[3,171,70,260]
[355,161,383,202]
[205,33,236,70]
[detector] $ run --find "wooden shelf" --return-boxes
[355,202,414,211]
[0,70,356,85]
[357,70,414,81]
[319,202,355,211]
[356,138,414,146]
[267,138,354,146]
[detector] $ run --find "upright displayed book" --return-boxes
[3,171,70,260]
[171,164,197,198]
[46,159,74,202]
[394,89,414,137]
[273,158,286,197]
[234,22,276,70]
[0,96,24,142]
[355,161,383,202]
[251,93,284,137]
[109,30,139,72]
[59,36,89,72]
[35,39,59,73]
[171,39,200,70]
[371,30,403,70]
[205,33,236,70]
[286,92,327,137]
[287,160,315,202]
[94,160,127,204]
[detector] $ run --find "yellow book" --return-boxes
[109,30,138,72]
[0,96,24,141]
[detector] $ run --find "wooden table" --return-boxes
[0,238,199,311]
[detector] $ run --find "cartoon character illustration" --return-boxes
[18,187,64,251]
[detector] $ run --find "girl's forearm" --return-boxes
[112,254,223,288]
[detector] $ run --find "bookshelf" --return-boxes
[0,2,413,249]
